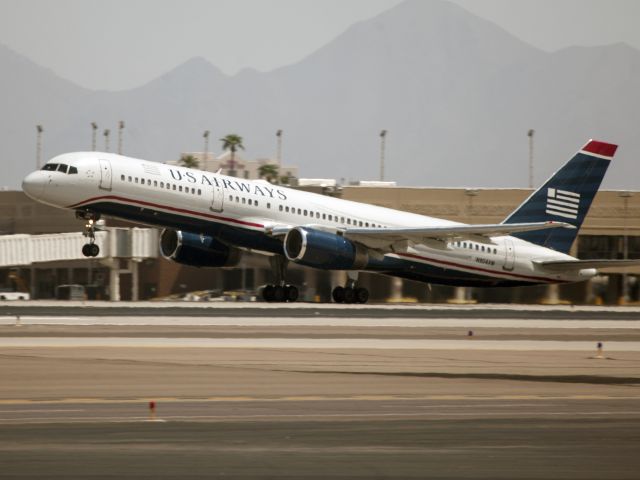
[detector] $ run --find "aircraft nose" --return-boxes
[22,171,46,200]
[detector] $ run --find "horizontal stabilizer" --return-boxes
[534,259,640,271]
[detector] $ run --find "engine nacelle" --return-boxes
[159,229,240,268]
[284,227,368,270]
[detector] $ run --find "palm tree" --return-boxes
[220,134,244,177]
[179,154,199,169]
[258,163,279,183]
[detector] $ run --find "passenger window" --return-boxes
[68,166,78,174]
[285,206,290,213]
[154,180,158,187]
[192,188,196,194]
[328,215,332,221]
[242,198,246,204]
[341,217,345,223]
[121,175,125,181]
[494,248,497,254]
[172,184,176,190]
[229,195,233,201]
[322,214,326,220]
[179,185,183,192]
[135,178,139,183]
[359,221,363,226]
[297,208,301,215]
[166,183,170,189]
[42,164,58,171]
[255,201,259,207]
[147,179,151,186]
[316,212,320,219]
[198,189,201,195]
[236,196,239,202]
[481,246,485,252]
[279,205,283,211]
[128,176,132,182]
[161,182,164,188]
[248,199,252,205]
[303,210,308,216]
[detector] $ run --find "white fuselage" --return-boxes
[22,152,595,287]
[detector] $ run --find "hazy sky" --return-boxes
[1,0,639,91]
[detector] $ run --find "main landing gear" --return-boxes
[262,255,299,303]
[77,211,100,257]
[332,272,369,304]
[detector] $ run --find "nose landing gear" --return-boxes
[77,211,101,257]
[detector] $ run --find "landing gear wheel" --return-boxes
[284,285,299,302]
[262,285,275,302]
[355,287,369,304]
[273,285,286,302]
[332,286,345,303]
[343,287,356,304]
[88,243,99,257]
[82,244,92,257]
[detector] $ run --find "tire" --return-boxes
[355,287,369,304]
[89,244,100,257]
[82,244,92,257]
[343,287,355,304]
[273,285,285,302]
[284,285,299,302]
[332,286,345,303]
[262,285,275,302]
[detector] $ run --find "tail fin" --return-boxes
[502,140,617,253]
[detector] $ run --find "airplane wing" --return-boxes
[533,259,640,271]
[344,221,574,242]
[265,221,573,253]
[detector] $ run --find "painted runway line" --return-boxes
[1,315,639,329]
[1,336,639,350]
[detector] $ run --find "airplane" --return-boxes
[21,139,640,303]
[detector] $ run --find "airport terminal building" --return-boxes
[0,186,638,304]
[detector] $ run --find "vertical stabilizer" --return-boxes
[502,140,617,253]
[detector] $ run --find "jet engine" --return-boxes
[283,227,368,270]
[159,229,241,268]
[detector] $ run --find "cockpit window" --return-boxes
[42,163,58,171]
[57,164,69,173]
[68,166,78,174]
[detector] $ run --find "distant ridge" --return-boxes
[1,0,639,191]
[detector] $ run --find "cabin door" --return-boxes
[210,182,224,212]
[503,238,516,271]
[98,159,112,191]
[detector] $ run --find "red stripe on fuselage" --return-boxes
[66,195,264,229]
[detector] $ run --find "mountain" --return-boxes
[2,0,639,191]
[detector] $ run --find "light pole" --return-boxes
[276,129,283,165]
[103,129,110,152]
[527,129,535,188]
[619,191,633,303]
[91,122,98,151]
[35,125,43,169]
[379,129,387,181]
[203,130,210,166]
[118,121,125,154]
[464,188,479,223]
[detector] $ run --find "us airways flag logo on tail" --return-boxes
[546,188,580,220]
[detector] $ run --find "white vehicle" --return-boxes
[0,288,30,301]
[21,140,640,303]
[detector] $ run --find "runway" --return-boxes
[1,302,640,478]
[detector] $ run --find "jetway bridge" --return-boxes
[0,228,158,300]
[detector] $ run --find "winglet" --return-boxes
[581,140,618,158]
